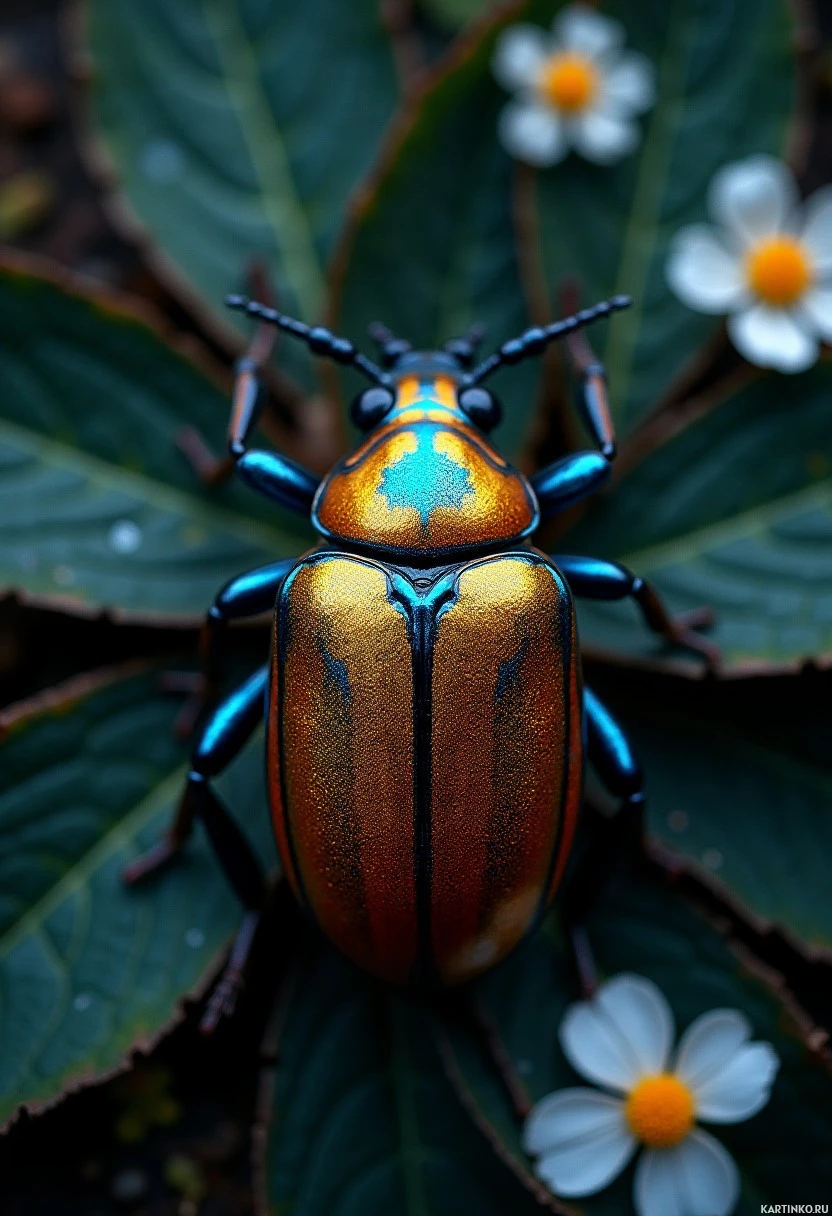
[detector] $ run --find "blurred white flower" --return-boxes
[492,5,655,167]
[524,974,779,1216]
[667,156,832,373]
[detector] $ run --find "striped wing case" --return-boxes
[268,549,583,986]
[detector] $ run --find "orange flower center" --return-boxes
[625,1074,695,1149]
[537,53,599,113]
[745,236,813,307]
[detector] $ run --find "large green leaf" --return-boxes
[589,681,832,960]
[334,4,547,457]
[0,663,276,1129]
[443,873,832,1214]
[534,0,798,433]
[257,932,555,1215]
[563,362,832,672]
[81,0,400,376]
[0,260,309,620]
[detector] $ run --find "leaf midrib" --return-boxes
[0,768,185,962]
[620,478,832,574]
[0,417,296,555]
[200,0,324,322]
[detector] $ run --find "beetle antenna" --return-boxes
[463,296,632,386]
[225,295,391,386]
[368,321,413,367]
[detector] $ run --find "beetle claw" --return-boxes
[668,619,721,670]
[155,671,217,740]
[122,836,182,885]
[672,605,716,632]
[200,971,242,1035]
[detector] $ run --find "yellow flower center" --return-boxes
[625,1074,695,1149]
[745,236,813,307]
[537,53,599,113]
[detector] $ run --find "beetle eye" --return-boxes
[457,386,502,431]
[350,386,396,431]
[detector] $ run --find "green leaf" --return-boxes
[81,0,400,374]
[257,932,557,1215]
[594,684,832,959]
[443,873,832,1214]
[563,362,832,672]
[0,663,276,1129]
[421,0,501,32]
[534,0,798,433]
[334,6,543,457]
[0,260,310,620]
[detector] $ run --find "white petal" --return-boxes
[634,1146,686,1216]
[571,106,639,165]
[800,185,832,274]
[709,156,798,248]
[498,101,567,167]
[667,225,747,314]
[694,1043,779,1124]
[560,974,673,1092]
[675,1010,753,1089]
[523,1088,626,1154]
[800,285,832,341]
[492,25,550,93]
[597,975,676,1075]
[602,52,656,113]
[553,4,623,61]
[634,1132,739,1216]
[728,304,819,373]
[527,1091,636,1197]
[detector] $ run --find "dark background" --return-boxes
[1,1,831,1213]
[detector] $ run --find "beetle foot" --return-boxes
[568,925,599,1000]
[156,671,217,740]
[122,836,182,885]
[666,608,720,669]
[176,425,235,487]
[200,968,242,1035]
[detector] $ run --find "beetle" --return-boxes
[124,293,717,1029]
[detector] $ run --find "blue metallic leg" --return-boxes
[560,294,617,458]
[124,666,269,1031]
[233,447,319,513]
[173,558,295,739]
[214,311,320,511]
[584,686,644,809]
[124,664,268,885]
[176,306,318,509]
[563,686,645,998]
[531,451,611,518]
[201,558,295,691]
[555,553,719,666]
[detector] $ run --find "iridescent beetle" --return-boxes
[124,294,716,1028]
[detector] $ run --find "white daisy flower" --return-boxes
[523,974,779,1216]
[492,4,655,167]
[667,155,832,374]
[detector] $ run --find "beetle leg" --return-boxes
[233,447,320,514]
[584,685,645,811]
[531,451,612,518]
[554,553,720,668]
[222,308,321,512]
[124,665,268,885]
[561,687,646,997]
[564,318,617,459]
[124,665,270,1031]
[174,558,295,738]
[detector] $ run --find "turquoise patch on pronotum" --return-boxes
[378,426,474,526]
